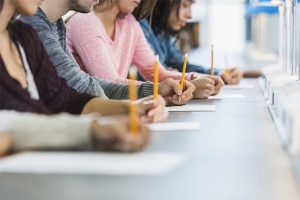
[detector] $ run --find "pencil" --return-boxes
[224,54,229,68]
[153,55,159,100]
[210,45,214,77]
[224,54,231,77]
[129,66,138,136]
[179,53,188,102]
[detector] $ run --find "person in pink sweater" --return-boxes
[66,0,224,99]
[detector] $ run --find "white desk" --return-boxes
[0,79,299,200]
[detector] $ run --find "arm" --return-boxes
[0,111,93,151]
[0,111,150,152]
[22,15,152,99]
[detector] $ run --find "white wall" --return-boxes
[193,0,246,53]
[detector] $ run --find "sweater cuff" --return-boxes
[9,114,97,151]
[138,81,154,98]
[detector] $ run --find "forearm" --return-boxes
[82,98,130,116]
[0,111,94,151]
[100,80,154,100]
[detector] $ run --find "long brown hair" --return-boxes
[133,0,157,21]
[150,0,194,37]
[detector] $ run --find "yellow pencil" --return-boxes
[210,45,214,77]
[153,55,159,100]
[179,53,188,102]
[224,54,231,77]
[129,66,138,136]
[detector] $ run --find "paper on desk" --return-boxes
[0,152,185,176]
[209,94,246,100]
[224,84,255,89]
[166,104,216,112]
[148,122,201,132]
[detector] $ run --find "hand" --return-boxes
[91,116,150,152]
[210,76,224,96]
[158,78,195,106]
[0,134,11,157]
[133,95,168,123]
[221,68,243,85]
[243,70,262,78]
[190,76,215,99]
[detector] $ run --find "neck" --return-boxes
[0,0,15,34]
[94,5,120,30]
[40,0,71,22]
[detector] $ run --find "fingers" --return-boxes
[113,123,150,152]
[92,118,151,152]
[182,80,195,98]
[221,68,242,85]
[135,97,156,115]
[0,134,11,157]
[143,96,168,123]
[165,78,183,96]
[167,81,194,105]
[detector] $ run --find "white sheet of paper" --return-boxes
[0,152,185,176]
[209,94,246,100]
[148,122,201,132]
[224,84,255,89]
[166,105,216,112]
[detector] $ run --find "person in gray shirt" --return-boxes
[22,0,196,105]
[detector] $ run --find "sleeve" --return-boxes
[131,20,192,82]
[165,39,221,75]
[0,111,94,151]
[24,22,95,114]
[24,16,151,100]
[67,18,129,84]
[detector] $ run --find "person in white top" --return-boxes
[0,111,150,157]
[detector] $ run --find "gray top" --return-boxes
[22,9,153,99]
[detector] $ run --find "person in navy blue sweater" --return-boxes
[134,0,245,85]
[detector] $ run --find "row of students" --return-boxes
[0,0,172,153]
[64,0,224,99]
[0,0,250,155]
[136,0,243,84]
[0,0,201,154]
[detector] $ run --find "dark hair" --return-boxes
[150,0,194,37]
[133,0,157,21]
[0,0,4,12]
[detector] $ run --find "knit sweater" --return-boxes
[66,12,192,83]
[0,21,93,114]
[22,9,154,100]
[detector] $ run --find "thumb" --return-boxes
[166,78,182,95]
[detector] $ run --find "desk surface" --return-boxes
[1,79,299,200]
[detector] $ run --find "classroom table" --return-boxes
[0,78,299,200]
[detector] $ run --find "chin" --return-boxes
[20,8,38,16]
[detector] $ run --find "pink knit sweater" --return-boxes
[66,12,191,83]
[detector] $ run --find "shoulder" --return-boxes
[10,20,40,43]
[66,12,99,30]
[22,8,51,30]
